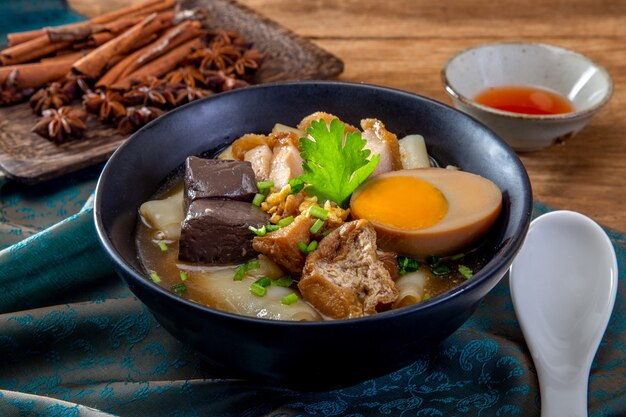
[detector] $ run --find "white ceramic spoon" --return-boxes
[510,210,618,417]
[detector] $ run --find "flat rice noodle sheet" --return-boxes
[188,266,321,321]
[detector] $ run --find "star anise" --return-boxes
[230,49,264,77]
[207,30,257,56]
[0,69,34,106]
[30,82,71,115]
[117,106,164,135]
[206,30,241,46]
[0,89,31,105]
[231,37,254,52]
[190,37,242,73]
[164,65,206,90]
[0,86,33,106]
[172,84,213,106]
[32,106,86,144]
[61,75,91,101]
[124,78,176,109]
[205,70,249,92]
[83,89,127,122]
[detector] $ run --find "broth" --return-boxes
[135,178,487,320]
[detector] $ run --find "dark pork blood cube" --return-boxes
[184,156,257,208]
[178,199,269,264]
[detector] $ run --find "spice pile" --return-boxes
[0,0,263,143]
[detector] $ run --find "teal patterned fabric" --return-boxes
[0,168,624,416]
[0,0,83,44]
[0,167,112,313]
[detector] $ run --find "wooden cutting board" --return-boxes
[0,0,343,184]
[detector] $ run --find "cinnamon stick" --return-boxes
[46,14,149,48]
[73,32,116,50]
[46,23,96,42]
[45,13,154,45]
[72,12,175,79]
[6,0,175,46]
[7,30,44,47]
[0,36,71,66]
[126,21,202,76]
[90,0,175,24]
[101,14,148,34]
[0,60,74,89]
[112,37,202,90]
[97,21,201,88]
[40,51,92,63]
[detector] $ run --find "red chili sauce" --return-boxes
[474,86,575,115]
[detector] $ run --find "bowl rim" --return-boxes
[94,79,532,328]
[441,41,614,121]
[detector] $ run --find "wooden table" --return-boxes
[237,0,626,232]
[71,0,626,231]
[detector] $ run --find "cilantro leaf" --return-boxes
[298,119,379,207]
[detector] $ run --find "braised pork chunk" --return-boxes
[252,215,315,275]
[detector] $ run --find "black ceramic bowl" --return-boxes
[94,81,532,389]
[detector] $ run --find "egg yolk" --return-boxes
[351,176,448,230]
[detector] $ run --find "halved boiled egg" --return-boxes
[350,168,502,257]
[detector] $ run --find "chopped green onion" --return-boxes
[322,230,330,237]
[277,216,294,227]
[289,178,305,194]
[426,255,440,266]
[281,293,299,305]
[298,240,318,254]
[157,241,168,251]
[310,219,324,234]
[254,277,272,288]
[252,193,266,207]
[422,293,432,301]
[266,224,280,232]
[234,267,246,281]
[458,265,473,279]
[233,259,261,281]
[149,271,161,283]
[309,205,328,220]
[451,253,465,261]
[256,181,274,191]
[246,260,261,270]
[398,256,419,275]
[273,276,294,287]
[248,225,267,236]
[171,282,187,295]
[432,264,451,276]
[250,283,267,297]
[179,271,188,281]
[297,241,309,254]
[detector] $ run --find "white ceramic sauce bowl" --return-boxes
[441,42,613,152]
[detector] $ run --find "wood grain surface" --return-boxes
[237,0,626,232]
[0,0,342,184]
